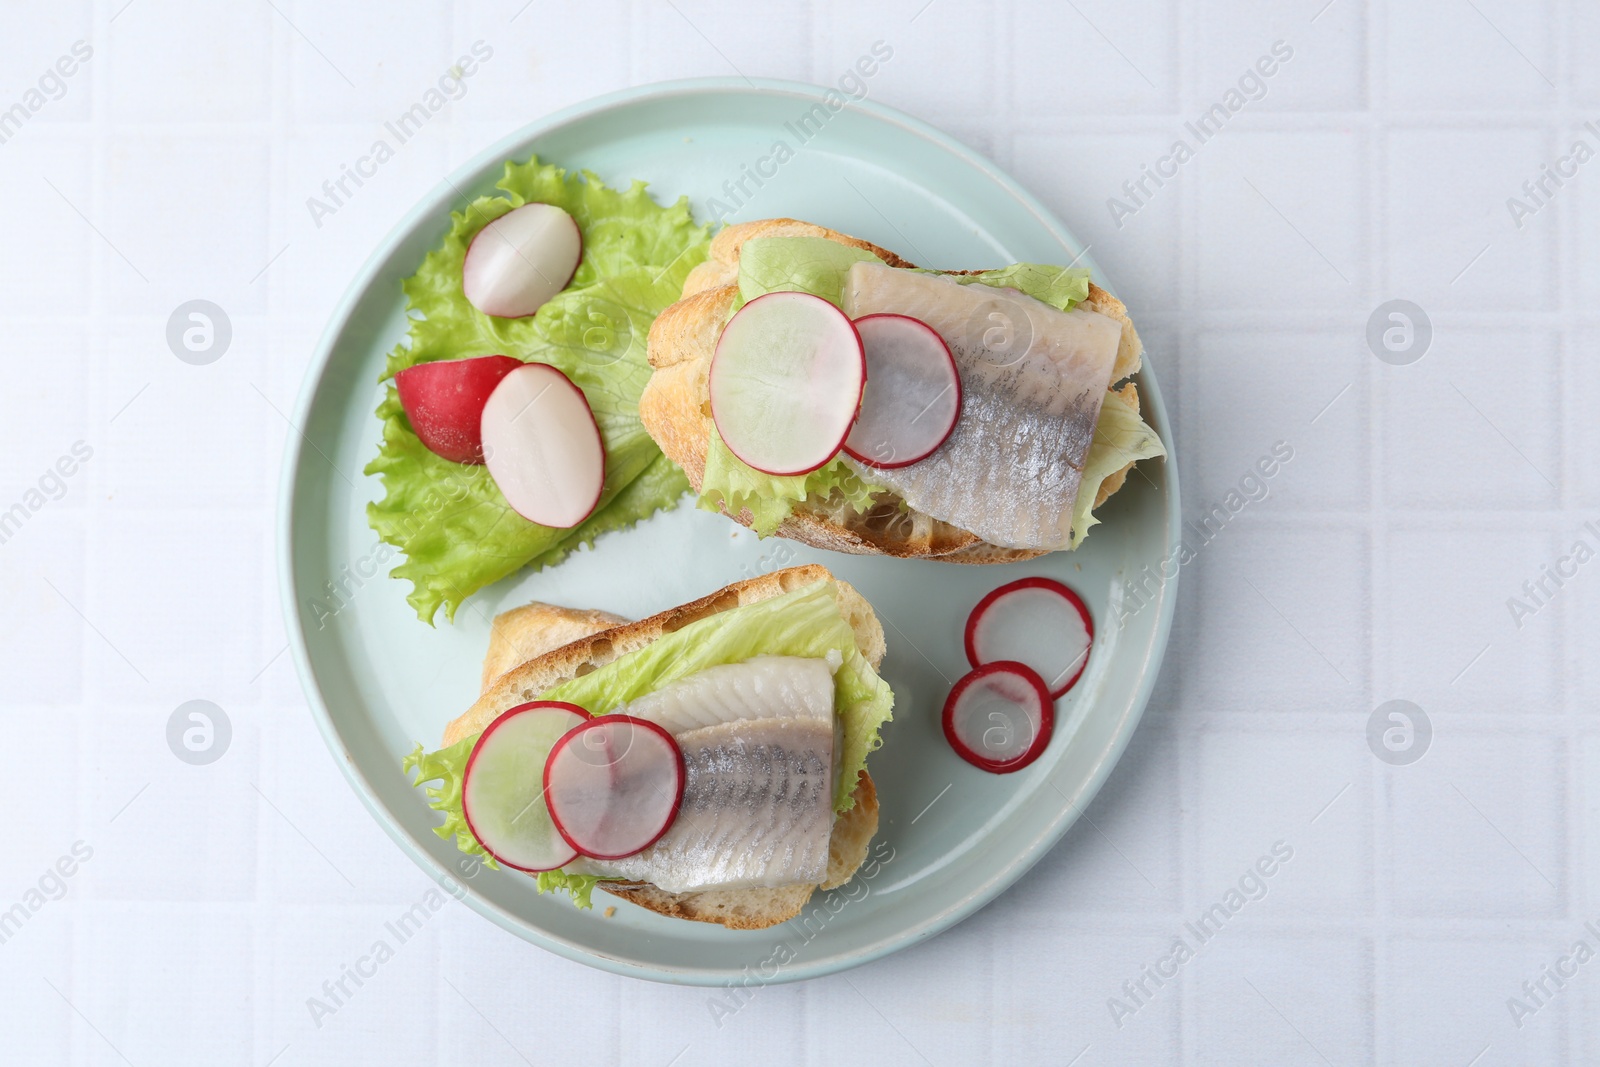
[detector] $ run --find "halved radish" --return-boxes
[461,701,591,871]
[461,202,583,318]
[395,354,523,464]
[942,662,1055,774]
[708,291,866,476]
[842,314,961,469]
[965,577,1094,697]
[544,715,684,860]
[480,363,605,529]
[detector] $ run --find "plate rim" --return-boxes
[277,75,1182,985]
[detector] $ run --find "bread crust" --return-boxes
[640,218,1147,560]
[452,565,884,930]
[479,603,627,693]
[447,563,883,744]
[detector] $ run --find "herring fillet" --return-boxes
[841,262,1122,550]
[572,656,837,893]
[581,717,834,893]
[621,655,834,735]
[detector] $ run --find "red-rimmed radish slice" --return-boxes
[965,577,1094,697]
[708,291,866,476]
[842,313,961,469]
[395,354,524,464]
[544,715,684,860]
[942,662,1055,774]
[461,202,583,318]
[461,701,591,871]
[480,363,605,528]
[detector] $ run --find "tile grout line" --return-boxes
[22,107,1600,134]
[85,0,116,734]
[1555,3,1582,1027]
[1363,1,1389,1060]
[255,10,292,1067]
[1547,10,1584,1060]
[88,34,120,1059]
[1537,9,1581,1063]
[72,6,118,1066]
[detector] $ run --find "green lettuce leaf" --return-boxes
[712,235,1161,545]
[735,237,883,310]
[406,579,893,906]
[1072,388,1167,549]
[402,738,489,865]
[699,435,883,537]
[949,261,1091,312]
[732,235,1091,314]
[366,157,710,622]
[524,451,690,574]
[534,870,609,909]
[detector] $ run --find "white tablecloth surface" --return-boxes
[1,0,1589,1063]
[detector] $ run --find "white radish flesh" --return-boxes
[461,701,591,872]
[708,291,865,476]
[942,662,1055,774]
[843,314,961,469]
[461,203,583,318]
[480,363,605,529]
[544,715,684,860]
[965,577,1093,697]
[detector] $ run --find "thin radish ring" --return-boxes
[941,661,1056,774]
[964,576,1094,698]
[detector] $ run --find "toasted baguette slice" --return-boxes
[479,602,628,694]
[641,218,1148,561]
[447,564,883,930]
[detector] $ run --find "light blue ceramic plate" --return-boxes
[280,78,1180,985]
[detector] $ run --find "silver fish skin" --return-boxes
[621,654,835,735]
[577,715,835,893]
[841,262,1122,550]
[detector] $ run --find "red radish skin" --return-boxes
[461,202,583,319]
[395,354,524,464]
[544,715,685,861]
[842,313,962,470]
[480,363,606,529]
[708,291,866,477]
[965,577,1094,698]
[460,701,591,872]
[942,662,1056,774]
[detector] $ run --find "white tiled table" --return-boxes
[1,1,1590,1063]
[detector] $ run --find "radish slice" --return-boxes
[942,662,1055,774]
[544,715,684,860]
[395,354,524,464]
[461,701,591,872]
[708,291,866,476]
[461,203,583,318]
[842,314,962,469]
[965,577,1094,697]
[480,363,605,529]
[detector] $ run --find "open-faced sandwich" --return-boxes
[641,219,1166,561]
[405,564,892,929]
